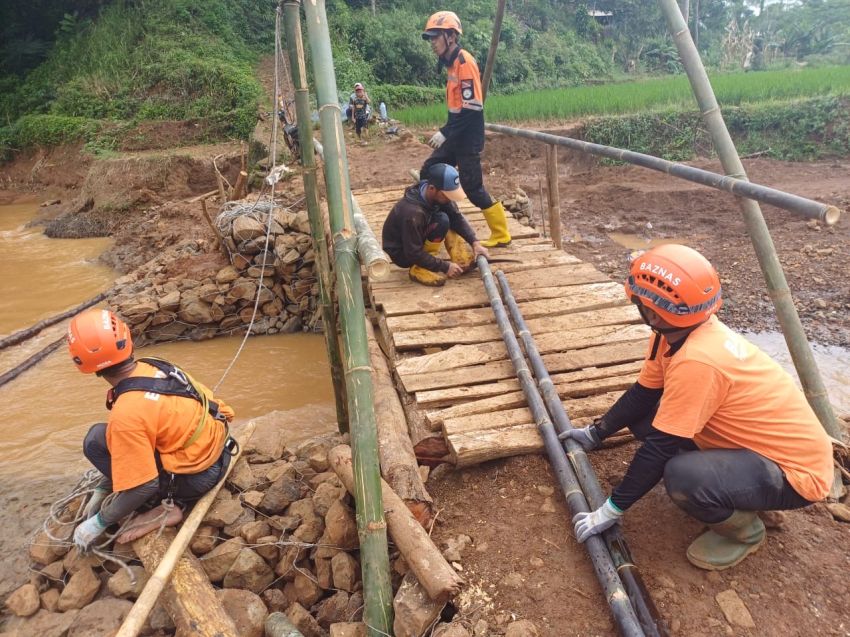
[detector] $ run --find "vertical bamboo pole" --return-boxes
[282,0,348,432]
[657,0,843,483]
[545,144,563,249]
[300,1,394,634]
[481,0,507,101]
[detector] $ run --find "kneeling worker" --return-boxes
[562,244,833,570]
[68,309,236,550]
[382,162,488,287]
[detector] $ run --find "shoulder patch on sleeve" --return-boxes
[460,78,475,101]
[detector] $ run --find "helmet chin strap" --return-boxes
[634,300,687,335]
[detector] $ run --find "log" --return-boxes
[329,445,464,602]
[0,292,108,350]
[200,199,222,251]
[0,337,64,388]
[232,170,249,201]
[366,320,434,525]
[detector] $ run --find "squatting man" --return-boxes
[564,244,833,570]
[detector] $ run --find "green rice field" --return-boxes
[396,65,850,126]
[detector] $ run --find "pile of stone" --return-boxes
[502,189,533,227]
[107,204,321,346]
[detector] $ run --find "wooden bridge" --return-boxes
[354,185,652,467]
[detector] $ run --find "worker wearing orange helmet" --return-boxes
[67,309,236,551]
[562,244,833,570]
[419,10,511,248]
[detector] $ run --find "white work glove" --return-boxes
[573,498,623,543]
[428,131,446,149]
[558,425,602,451]
[82,487,108,520]
[74,513,108,552]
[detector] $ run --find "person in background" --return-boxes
[349,82,372,142]
[419,10,511,248]
[562,244,833,571]
[382,163,488,287]
[68,309,237,550]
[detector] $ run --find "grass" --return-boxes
[397,65,850,126]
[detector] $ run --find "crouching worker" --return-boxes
[382,162,488,287]
[68,309,237,551]
[561,244,833,570]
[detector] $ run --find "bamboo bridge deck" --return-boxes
[355,185,651,467]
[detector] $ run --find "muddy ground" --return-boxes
[1,117,849,636]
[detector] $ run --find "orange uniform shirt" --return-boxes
[637,316,833,502]
[446,48,483,114]
[106,362,230,491]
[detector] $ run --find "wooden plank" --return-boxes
[385,283,626,331]
[399,340,645,393]
[443,392,621,437]
[414,360,644,409]
[375,264,609,316]
[449,424,544,467]
[427,374,635,427]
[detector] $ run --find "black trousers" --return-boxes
[421,145,494,210]
[627,406,812,524]
[83,422,230,505]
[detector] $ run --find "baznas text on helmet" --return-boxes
[638,262,682,286]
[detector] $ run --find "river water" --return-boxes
[0,199,337,481]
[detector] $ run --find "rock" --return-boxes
[393,571,445,637]
[39,561,64,583]
[505,619,540,637]
[329,623,367,637]
[321,500,358,552]
[244,414,288,462]
[223,548,275,593]
[200,536,246,582]
[433,623,471,637]
[228,458,257,491]
[293,571,323,607]
[191,524,220,555]
[276,544,309,580]
[264,461,297,483]
[255,535,280,562]
[5,583,40,617]
[222,506,255,537]
[240,520,272,544]
[159,289,181,311]
[216,265,241,284]
[67,598,133,637]
[123,300,159,318]
[57,566,100,611]
[178,298,215,324]
[825,502,850,522]
[536,485,555,496]
[62,546,103,574]
[308,448,330,472]
[270,513,302,533]
[226,279,257,303]
[293,211,312,234]
[287,602,329,637]
[529,556,544,569]
[204,497,244,527]
[500,572,524,589]
[331,552,360,592]
[107,565,148,599]
[292,508,326,544]
[262,588,289,613]
[148,601,175,632]
[472,619,488,636]
[261,474,303,514]
[313,481,347,517]
[40,588,60,612]
[2,609,78,637]
[217,588,267,637]
[540,497,556,513]
[242,490,265,509]
[316,591,350,628]
[345,592,364,622]
[442,535,472,563]
[233,215,267,241]
[656,574,676,590]
[29,529,71,565]
[316,557,333,589]
[715,589,756,629]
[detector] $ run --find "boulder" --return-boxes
[39,561,65,583]
[293,571,323,607]
[322,500,358,551]
[315,591,350,628]
[315,557,333,589]
[29,529,71,565]
[261,474,303,515]
[57,566,100,611]
[392,572,444,637]
[313,481,347,517]
[200,537,246,582]
[67,598,133,637]
[62,547,104,574]
[204,497,244,527]
[266,461,297,484]
[2,609,78,637]
[159,289,181,311]
[242,490,265,509]
[233,215,267,242]
[5,583,40,617]
[434,624,471,637]
[255,535,280,563]
[223,507,256,537]
[345,592,364,622]
[240,520,272,544]
[178,298,215,324]
[505,619,540,637]
[308,448,330,472]
[106,565,148,599]
[190,524,220,555]
[716,589,756,629]
[287,602,328,637]
[292,509,325,544]
[331,553,360,592]
[330,624,367,637]
[223,548,275,593]
[244,413,288,460]
[40,588,60,613]
[293,211,312,234]
[276,545,309,581]
[217,588,267,637]
[228,458,257,491]
[262,588,289,613]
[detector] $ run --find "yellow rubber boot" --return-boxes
[409,239,446,287]
[480,201,512,248]
[686,511,766,571]
[444,230,475,272]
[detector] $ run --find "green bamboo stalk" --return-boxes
[300,0,394,633]
[282,0,348,433]
[481,0,507,101]
[657,0,844,475]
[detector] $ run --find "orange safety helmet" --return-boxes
[625,244,722,328]
[67,309,134,374]
[422,11,463,40]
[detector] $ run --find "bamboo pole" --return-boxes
[485,123,841,225]
[477,256,643,637]
[282,0,348,432]
[115,421,256,637]
[657,0,844,487]
[301,1,394,634]
[545,144,563,249]
[481,0,507,101]
[496,271,666,637]
[0,292,107,350]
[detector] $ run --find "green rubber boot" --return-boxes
[686,511,766,571]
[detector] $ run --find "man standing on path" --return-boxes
[382,163,488,287]
[419,10,512,248]
[68,309,237,550]
[562,244,833,571]
[349,82,372,142]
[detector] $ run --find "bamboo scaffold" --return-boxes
[299,0,394,634]
[477,256,644,637]
[484,123,841,226]
[496,271,668,637]
[281,1,348,432]
[656,0,844,472]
